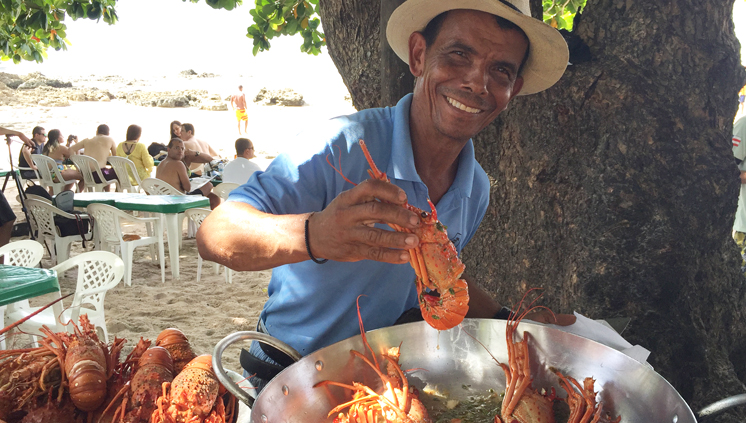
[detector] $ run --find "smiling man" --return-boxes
[198,0,569,389]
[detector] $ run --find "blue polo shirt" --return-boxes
[229,94,490,355]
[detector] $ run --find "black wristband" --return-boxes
[305,213,328,264]
[493,307,513,320]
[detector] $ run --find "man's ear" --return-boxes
[408,32,427,78]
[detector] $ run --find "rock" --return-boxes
[179,69,198,76]
[22,72,46,81]
[197,72,218,78]
[199,102,228,111]
[45,79,73,88]
[18,79,47,90]
[71,92,87,102]
[156,96,191,108]
[253,87,305,107]
[99,95,111,102]
[38,98,70,107]
[0,73,23,89]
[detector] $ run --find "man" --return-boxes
[70,124,118,191]
[198,0,572,387]
[231,85,249,135]
[732,115,746,275]
[221,138,262,184]
[1,127,35,250]
[156,138,220,209]
[180,123,219,176]
[16,126,45,180]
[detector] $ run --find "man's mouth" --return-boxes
[446,96,482,114]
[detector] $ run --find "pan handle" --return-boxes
[697,394,746,419]
[213,331,302,409]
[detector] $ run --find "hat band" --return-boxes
[498,0,523,15]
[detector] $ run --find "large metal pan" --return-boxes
[214,318,697,423]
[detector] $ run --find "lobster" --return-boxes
[154,329,196,375]
[330,140,469,331]
[150,355,236,423]
[99,345,174,423]
[314,297,431,423]
[493,292,621,423]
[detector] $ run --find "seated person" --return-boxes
[42,129,85,192]
[222,138,262,184]
[69,124,118,191]
[156,138,220,209]
[117,124,154,184]
[180,123,219,176]
[17,126,46,180]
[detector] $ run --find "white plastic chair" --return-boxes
[69,155,117,192]
[140,178,197,240]
[0,240,45,349]
[5,251,125,343]
[212,182,239,202]
[86,203,165,285]
[185,208,232,283]
[30,154,77,195]
[25,198,91,265]
[108,156,142,193]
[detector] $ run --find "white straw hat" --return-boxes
[386,0,569,95]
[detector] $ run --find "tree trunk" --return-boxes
[320,0,746,419]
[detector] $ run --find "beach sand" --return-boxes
[1,78,356,385]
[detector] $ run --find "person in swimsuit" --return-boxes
[42,129,85,192]
[231,85,249,135]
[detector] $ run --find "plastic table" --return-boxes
[112,195,209,280]
[72,192,208,280]
[0,265,63,346]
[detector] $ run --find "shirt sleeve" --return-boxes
[734,117,746,171]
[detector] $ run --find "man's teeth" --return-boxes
[447,97,482,114]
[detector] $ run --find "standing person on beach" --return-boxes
[156,138,220,209]
[117,124,154,184]
[231,85,249,135]
[70,124,118,190]
[180,123,219,176]
[198,0,572,389]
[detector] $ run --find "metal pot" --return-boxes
[212,319,724,423]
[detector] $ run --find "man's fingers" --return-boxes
[355,225,418,250]
[344,179,409,206]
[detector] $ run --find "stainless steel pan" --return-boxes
[213,319,706,422]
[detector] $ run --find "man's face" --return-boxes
[409,10,527,142]
[33,130,46,145]
[168,140,185,160]
[180,127,191,141]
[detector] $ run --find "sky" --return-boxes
[0,0,343,82]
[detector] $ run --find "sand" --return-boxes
[1,77,356,378]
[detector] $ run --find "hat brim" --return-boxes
[386,0,569,95]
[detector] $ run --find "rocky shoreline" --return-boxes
[0,70,306,110]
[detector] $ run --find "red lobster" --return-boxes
[154,329,196,375]
[330,140,469,330]
[494,293,621,423]
[150,355,236,423]
[314,297,431,423]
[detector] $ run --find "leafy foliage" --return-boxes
[244,0,324,56]
[543,0,587,31]
[0,0,118,64]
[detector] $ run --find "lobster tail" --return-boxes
[417,278,469,331]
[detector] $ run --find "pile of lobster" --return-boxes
[0,317,236,423]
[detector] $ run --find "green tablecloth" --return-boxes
[0,170,9,178]
[0,265,59,307]
[115,195,209,213]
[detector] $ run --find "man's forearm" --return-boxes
[197,201,309,271]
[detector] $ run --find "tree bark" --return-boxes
[380,0,414,107]
[320,0,746,419]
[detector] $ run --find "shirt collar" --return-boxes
[389,93,476,199]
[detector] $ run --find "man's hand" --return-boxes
[308,179,422,264]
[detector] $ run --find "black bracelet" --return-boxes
[305,213,328,264]
[493,306,513,320]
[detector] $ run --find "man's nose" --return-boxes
[462,64,489,95]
